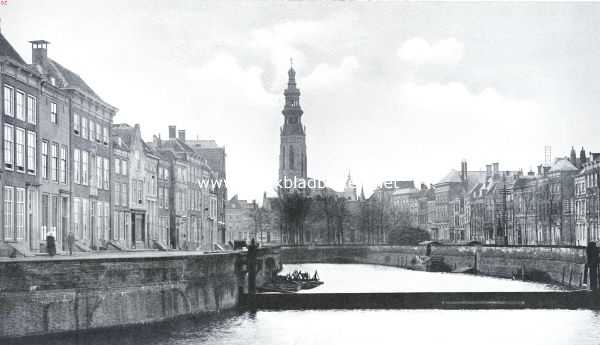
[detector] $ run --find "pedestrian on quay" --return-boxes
[67,231,75,256]
[46,229,56,257]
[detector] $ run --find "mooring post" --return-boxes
[586,242,598,292]
[247,238,258,307]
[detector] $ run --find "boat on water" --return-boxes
[258,270,324,293]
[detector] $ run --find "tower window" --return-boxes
[289,145,295,170]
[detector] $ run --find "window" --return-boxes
[122,160,128,175]
[50,102,57,124]
[15,188,25,241]
[114,183,120,206]
[134,179,143,204]
[104,202,110,242]
[96,156,102,189]
[60,146,67,184]
[4,124,13,170]
[51,143,58,182]
[81,117,88,139]
[73,113,80,134]
[73,149,80,184]
[89,121,94,141]
[3,186,13,240]
[115,158,121,175]
[15,127,25,172]
[27,95,36,124]
[121,182,127,206]
[113,211,120,241]
[96,123,101,142]
[41,141,48,179]
[81,151,88,185]
[103,127,108,145]
[4,85,14,116]
[103,157,109,190]
[27,131,36,175]
[16,91,25,121]
[97,202,103,241]
[82,198,89,240]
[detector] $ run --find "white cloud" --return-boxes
[303,56,360,89]
[245,14,358,89]
[397,37,464,65]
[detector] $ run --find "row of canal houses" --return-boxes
[0,32,227,256]
[390,149,600,247]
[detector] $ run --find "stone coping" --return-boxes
[0,250,244,263]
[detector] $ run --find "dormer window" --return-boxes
[50,77,56,87]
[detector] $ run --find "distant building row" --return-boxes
[387,148,600,246]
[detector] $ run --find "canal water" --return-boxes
[11,263,600,345]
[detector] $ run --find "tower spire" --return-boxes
[279,61,307,182]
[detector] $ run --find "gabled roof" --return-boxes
[44,58,102,101]
[512,175,538,189]
[111,123,136,147]
[550,158,578,173]
[0,33,26,65]
[142,141,160,159]
[437,169,462,184]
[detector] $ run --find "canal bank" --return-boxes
[0,248,281,339]
[280,245,587,288]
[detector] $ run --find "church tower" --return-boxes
[279,62,307,182]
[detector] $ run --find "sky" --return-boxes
[3,1,600,201]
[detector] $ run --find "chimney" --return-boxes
[178,129,186,141]
[29,40,49,67]
[537,165,543,176]
[168,125,176,139]
[528,170,535,176]
[486,164,492,177]
[153,134,161,146]
[460,160,467,182]
[492,162,499,177]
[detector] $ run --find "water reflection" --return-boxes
[14,309,600,345]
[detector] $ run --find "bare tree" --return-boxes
[275,187,312,245]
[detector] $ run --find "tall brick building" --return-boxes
[0,33,117,255]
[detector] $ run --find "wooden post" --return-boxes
[586,242,598,292]
[247,238,258,307]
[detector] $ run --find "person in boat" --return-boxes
[313,270,319,281]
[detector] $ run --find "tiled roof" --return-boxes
[437,170,462,184]
[550,158,578,172]
[186,140,221,149]
[45,58,102,101]
[0,33,26,65]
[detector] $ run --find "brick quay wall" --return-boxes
[280,245,587,288]
[0,248,280,339]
